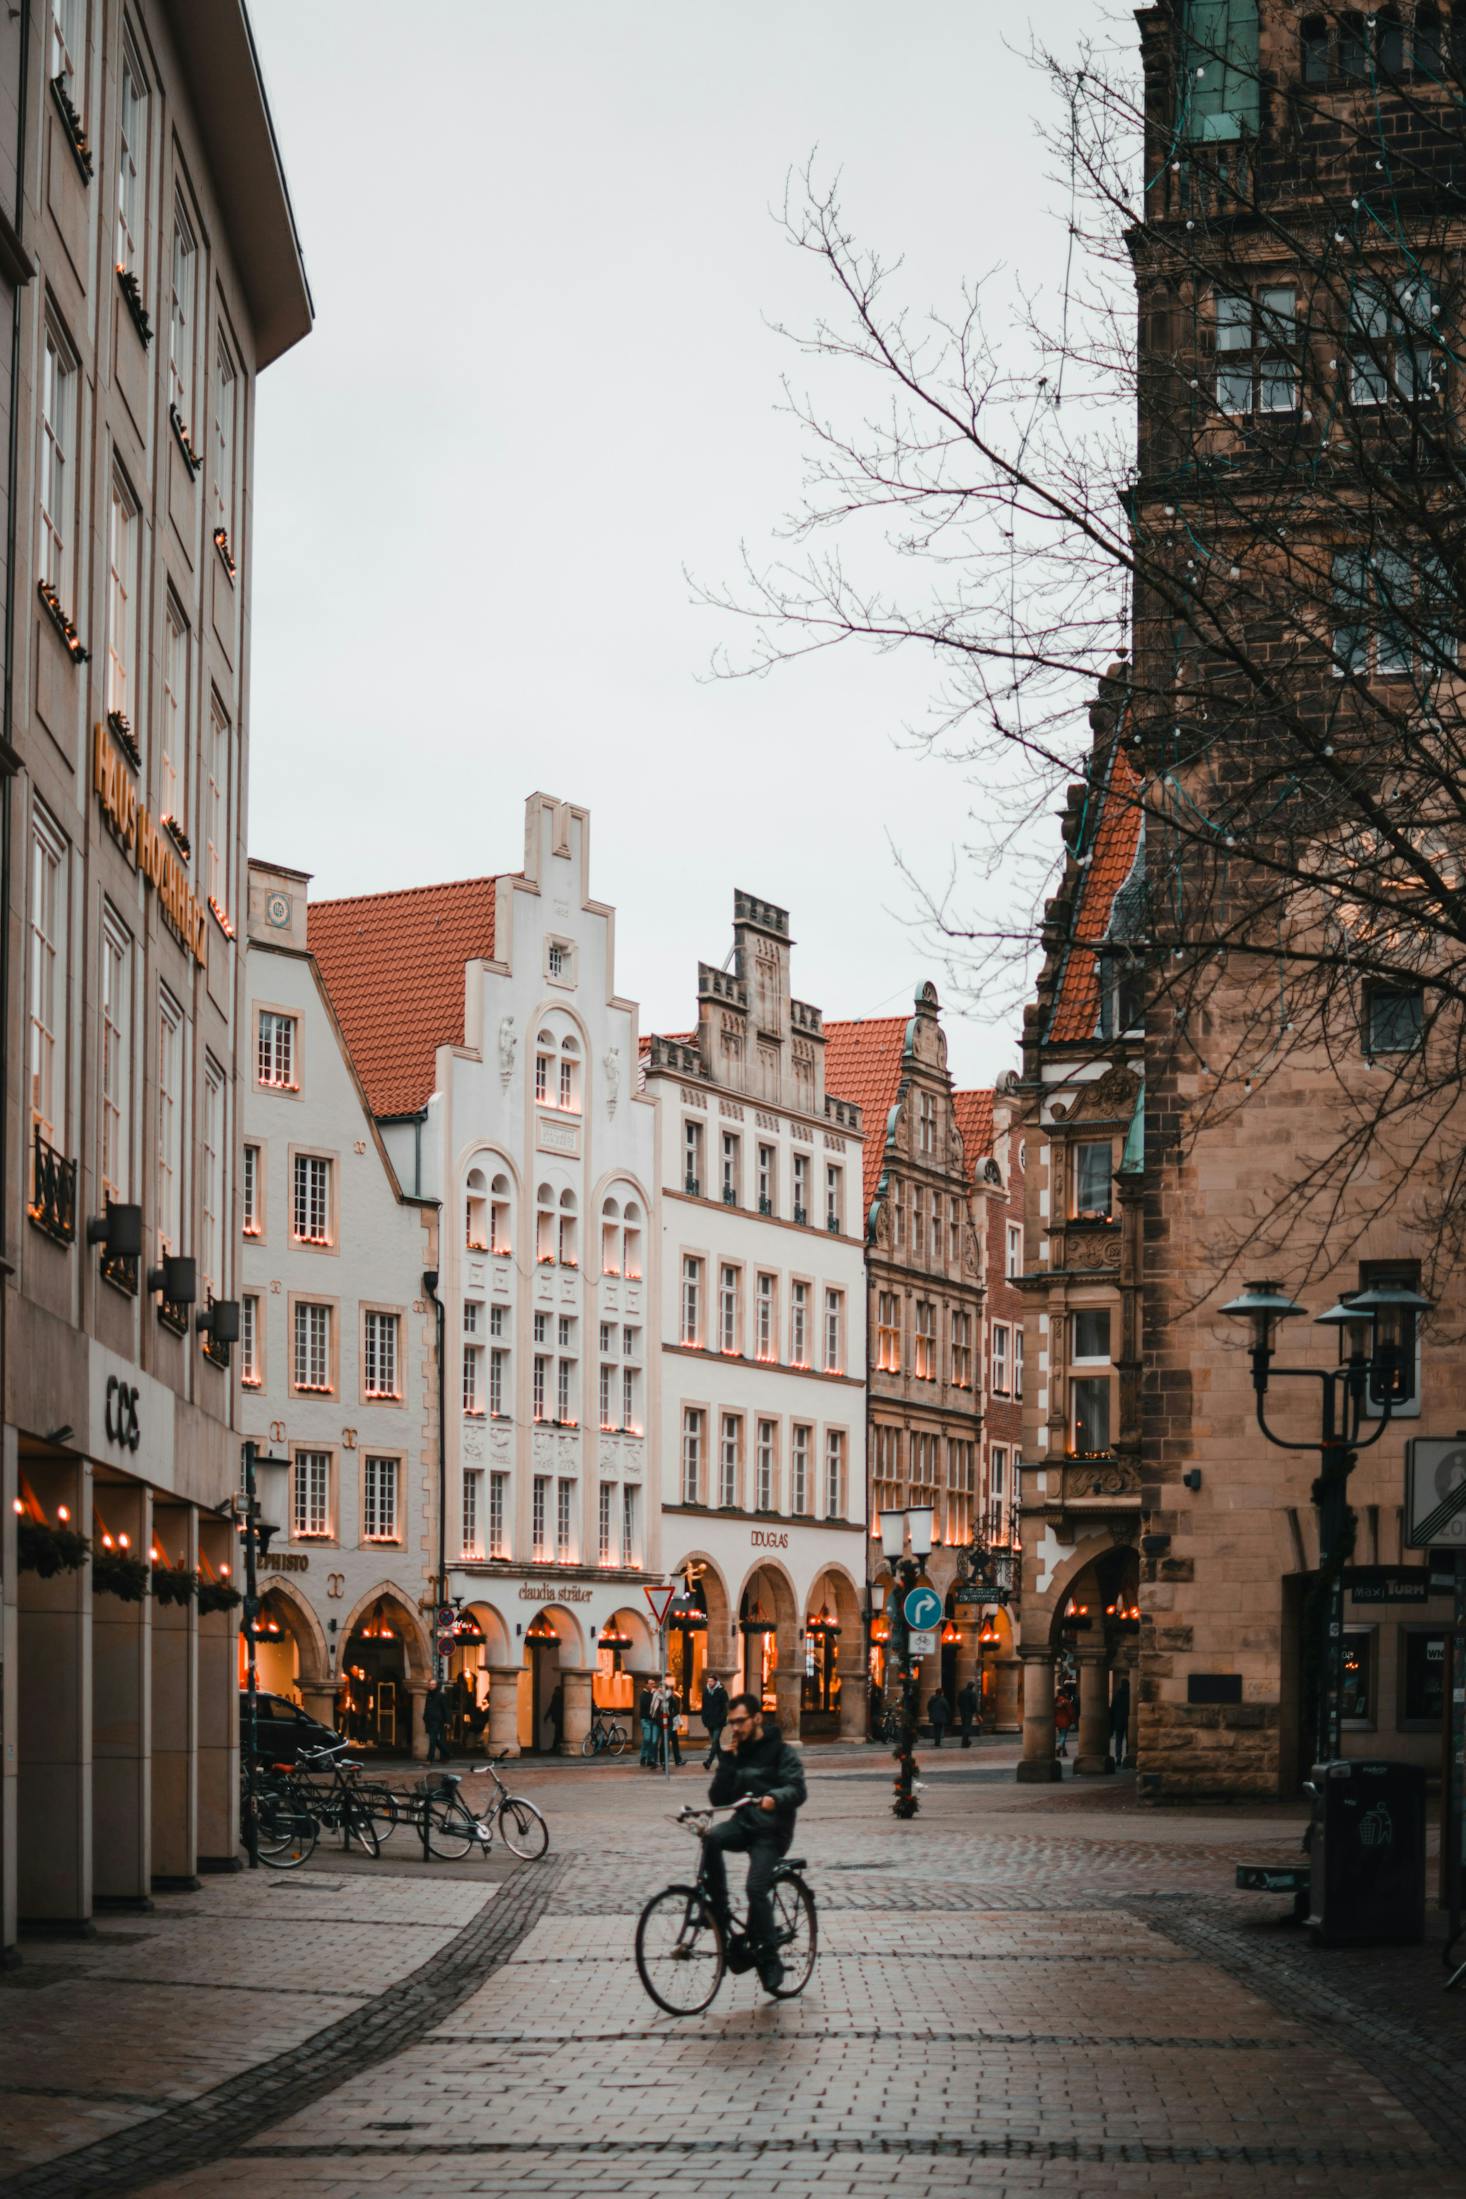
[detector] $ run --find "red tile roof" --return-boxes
[823,1017,908,1213]
[953,1089,995,1180]
[1049,747,1143,1044]
[308,877,502,1116]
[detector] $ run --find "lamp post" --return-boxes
[235,1439,290,1868]
[1220,1277,1432,1767]
[880,1504,933,1820]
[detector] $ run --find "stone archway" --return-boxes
[802,1565,867,1740]
[1016,1537,1140,1782]
[338,1585,434,1757]
[521,1604,586,1755]
[736,1560,799,1736]
[252,1576,331,1717]
[672,1553,734,1686]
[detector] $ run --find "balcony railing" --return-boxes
[28,1128,76,1245]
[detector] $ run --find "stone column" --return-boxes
[991,1656,1022,1733]
[19,1457,92,1927]
[298,1682,339,1730]
[561,1666,594,1755]
[772,1668,804,1744]
[1074,1651,1113,1776]
[195,1515,239,1870]
[486,1665,521,1758]
[406,1680,428,1760]
[1015,1643,1061,1783]
[836,1638,869,1741]
[93,1484,152,1904]
[150,1506,199,1888]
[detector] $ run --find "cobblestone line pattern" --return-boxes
[233,2134,1441,2170]
[0,1862,564,2199]
[1136,1901,1466,2168]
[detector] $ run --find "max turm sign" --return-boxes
[93,724,208,964]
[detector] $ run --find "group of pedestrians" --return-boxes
[637,1671,733,1769]
[923,1680,982,1748]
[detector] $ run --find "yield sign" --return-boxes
[644,1584,677,1628]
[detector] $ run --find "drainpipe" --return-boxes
[422,1267,446,1679]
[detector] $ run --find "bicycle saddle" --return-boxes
[780,1857,807,1871]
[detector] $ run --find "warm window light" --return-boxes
[13,1497,24,1515]
[102,1531,114,1548]
[149,1546,160,1562]
[57,1505,70,1522]
[219,1563,231,1578]
[117,1532,130,1550]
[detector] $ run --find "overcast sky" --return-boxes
[246,0,1094,1092]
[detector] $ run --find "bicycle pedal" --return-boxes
[725,1935,756,1975]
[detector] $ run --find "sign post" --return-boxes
[644,1584,677,1783]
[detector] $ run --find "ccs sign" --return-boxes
[104,1376,141,1453]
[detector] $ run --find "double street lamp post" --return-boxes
[233,1440,290,1869]
[1220,1279,1431,1767]
[880,1505,933,1821]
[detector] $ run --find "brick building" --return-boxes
[1023,0,1466,1796]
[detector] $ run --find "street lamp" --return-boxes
[233,1439,290,1869]
[880,1506,933,1821]
[1220,1276,1433,1765]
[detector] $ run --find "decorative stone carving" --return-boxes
[1051,1062,1139,1124]
[463,1424,486,1461]
[1066,1230,1122,1270]
[497,1015,517,1087]
[1062,1458,1141,1503]
[604,1045,621,1116]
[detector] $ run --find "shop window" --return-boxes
[1401,1628,1446,1728]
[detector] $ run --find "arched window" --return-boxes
[559,1034,581,1114]
[490,1172,512,1256]
[535,1031,554,1105]
[623,1201,643,1282]
[1414,5,1443,76]
[558,1187,579,1268]
[536,1182,555,1264]
[465,1167,488,1252]
[1376,4,1404,76]
[601,1196,621,1276]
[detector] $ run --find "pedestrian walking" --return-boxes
[927,1688,950,1749]
[546,1682,565,1754]
[700,1672,728,1768]
[663,1677,683,1767]
[422,1677,451,1764]
[957,1678,979,1748]
[1054,1684,1076,1759]
[638,1678,656,1767]
[1109,1672,1131,1768]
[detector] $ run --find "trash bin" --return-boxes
[1307,1758,1426,1946]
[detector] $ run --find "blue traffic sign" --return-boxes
[903,1585,942,1631]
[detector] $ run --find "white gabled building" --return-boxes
[241,862,438,1757]
[310,795,660,1758]
[644,891,868,1744]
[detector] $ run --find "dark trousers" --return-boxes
[701,1816,786,1949]
[931,1721,946,1749]
[660,1723,681,1767]
[959,1717,975,1749]
[425,1728,450,1762]
[703,1720,726,1766]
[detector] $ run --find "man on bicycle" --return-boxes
[704,1691,806,1990]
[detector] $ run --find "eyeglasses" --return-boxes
[727,1712,752,1726]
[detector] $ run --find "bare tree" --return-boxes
[707,1,1466,1291]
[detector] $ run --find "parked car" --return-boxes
[240,1690,343,1766]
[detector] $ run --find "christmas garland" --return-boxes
[17,1518,91,1577]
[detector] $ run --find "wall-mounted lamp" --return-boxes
[85,1200,142,1261]
[147,1252,197,1303]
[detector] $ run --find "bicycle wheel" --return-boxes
[361,1786,401,1842]
[256,1794,317,1869]
[496,1796,549,1859]
[606,1722,629,1758]
[766,1874,818,1997]
[344,1798,380,1858]
[581,1728,599,1758]
[635,1886,725,2015]
[427,1797,476,1860]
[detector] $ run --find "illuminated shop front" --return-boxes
[666,1587,708,1705]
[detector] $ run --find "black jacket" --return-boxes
[700,1683,728,1732]
[708,1724,806,1839]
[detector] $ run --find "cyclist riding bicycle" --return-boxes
[704,1689,806,1991]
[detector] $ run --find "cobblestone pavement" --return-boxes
[3,1740,1466,2198]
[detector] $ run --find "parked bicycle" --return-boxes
[635,1802,817,2015]
[249,1746,385,1867]
[404,1755,550,1861]
[582,1709,630,1758]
